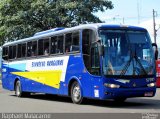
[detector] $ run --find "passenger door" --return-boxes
[90,44,102,99]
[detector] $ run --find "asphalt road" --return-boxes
[0,85,160,113]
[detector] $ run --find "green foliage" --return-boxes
[0,0,113,44]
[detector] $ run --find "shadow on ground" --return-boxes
[10,93,160,110]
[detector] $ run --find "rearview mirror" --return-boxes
[152,43,158,60]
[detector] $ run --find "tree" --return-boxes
[0,0,113,44]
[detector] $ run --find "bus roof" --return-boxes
[3,23,147,47]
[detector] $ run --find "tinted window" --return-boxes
[91,44,100,75]
[82,29,92,72]
[51,36,57,54]
[65,33,72,52]
[26,41,37,57]
[43,39,49,55]
[51,35,64,54]
[27,42,32,57]
[65,32,80,53]
[12,45,17,59]
[9,45,17,59]
[38,39,43,55]
[17,44,21,58]
[82,29,99,75]
[38,38,50,56]
[70,32,79,52]
[57,35,63,53]
[9,46,13,59]
[2,47,8,60]
[32,41,37,56]
[21,43,26,58]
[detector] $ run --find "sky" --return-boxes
[95,0,160,45]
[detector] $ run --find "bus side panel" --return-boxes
[90,76,104,99]
[2,62,19,91]
[62,55,93,98]
[2,55,94,98]
[8,69,61,94]
[4,56,69,94]
[2,62,11,90]
[62,55,84,95]
[22,77,58,94]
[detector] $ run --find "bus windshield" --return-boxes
[99,29,155,77]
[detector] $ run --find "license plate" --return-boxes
[144,92,153,97]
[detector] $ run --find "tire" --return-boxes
[15,80,23,97]
[114,98,127,103]
[71,81,83,104]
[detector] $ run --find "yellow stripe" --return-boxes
[11,70,62,89]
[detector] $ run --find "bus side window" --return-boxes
[32,41,37,56]
[57,35,64,54]
[27,42,32,57]
[51,36,57,54]
[71,32,80,52]
[9,46,13,59]
[65,33,72,53]
[82,29,100,75]
[91,44,100,75]
[21,43,26,58]
[2,47,8,60]
[43,38,49,55]
[38,38,49,56]
[17,44,21,58]
[12,45,17,59]
[9,45,17,59]
[65,32,79,53]
[82,29,96,74]
[38,39,43,56]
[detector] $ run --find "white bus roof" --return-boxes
[3,23,147,47]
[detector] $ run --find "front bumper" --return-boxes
[103,87,156,99]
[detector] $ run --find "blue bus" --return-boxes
[1,24,157,104]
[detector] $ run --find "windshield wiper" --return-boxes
[120,49,147,76]
[133,51,147,75]
[120,50,133,76]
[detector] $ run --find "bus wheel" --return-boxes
[15,80,23,97]
[114,98,127,103]
[71,81,83,104]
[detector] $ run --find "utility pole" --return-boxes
[122,17,125,24]
[153,9,157,44]
[137,0,140,24]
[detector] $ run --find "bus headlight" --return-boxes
[104,83,120,88]
[147,82,156,87]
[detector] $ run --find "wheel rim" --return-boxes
[72,84,81,102]
[16,82,21,96]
